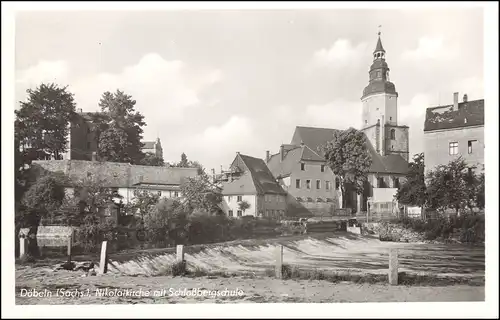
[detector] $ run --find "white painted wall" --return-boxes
[222,194,257,217]
[372,187,398,202]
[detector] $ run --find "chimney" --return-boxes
[380,116,385,156]
[91,151,97,161]
[266,150,270,163]
[463,94,468,103]
[280,145,285,162]
[453,92,459,111]
[77,108,83,113]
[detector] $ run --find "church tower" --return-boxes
[360,32,409,161]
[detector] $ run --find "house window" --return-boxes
[468,140,477,154]
[390,129,395,140]
[301,163,305,171]
[174,191,179,198]
[325,181,331,190]
[365,120,368,124]
[390,117,392,121]
[157,191,162,196]
[228,196,232,202]
[321,165,325,172]
[449,142,459,155]
[316,180,321,189]
[295,179,301,189]
[228,210,233,217]
[237,210,242,217]
[378,177,385,188]
[335,178,340,190]
[393,177,400,189]
[237,195,242,202]
[306,180,311,189]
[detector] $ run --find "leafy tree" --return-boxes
[180,174,223,214]
[177,153,189,167]
[15,83,76,160]
[19,172,67,256]
[238,200,251,214]
[140,152,165,167]
[396,153,426,208]
[58,176,123,252]
[93,90,146,164]
[172,153,204,174]
[475,173,485,210]
[426,157,477,215]
[321,128,372,208]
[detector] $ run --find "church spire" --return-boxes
[373,26,386,60]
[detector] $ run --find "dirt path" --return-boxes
[15,270,484,304]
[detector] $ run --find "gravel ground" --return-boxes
[15,268,484,304]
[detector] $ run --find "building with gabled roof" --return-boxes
[266,33,409,215]
[423,92,484,174]
[219,153,287,219]
[266,141,339,217]
[32,159,199,204]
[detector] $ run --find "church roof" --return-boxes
[267,144,325,179]
[290,126,408,175]
[374,36,385,52]
[362,80,397,99]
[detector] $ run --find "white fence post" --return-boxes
[176,245,185,262]
[275,245,283,279]
[99,241,108,274]
[388,248,398,285]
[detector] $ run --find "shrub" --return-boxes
[18,253,36,264]
[156,260,187,277]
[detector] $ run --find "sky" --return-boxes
[15,7,484,171]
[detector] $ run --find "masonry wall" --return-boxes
[287,160,339,205]
[222,195,257,217]
[361,125,380,153]
[424,126,484,174]
[385,125,409,161]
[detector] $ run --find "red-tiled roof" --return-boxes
[424,99,484,132]
[290,126,408,175]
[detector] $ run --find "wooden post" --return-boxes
[176,245,184,262]
[275,245,283,279]
[19,237,27,258]
[99,241,108,274]
[67,235,73,262]
[388,248,398,285]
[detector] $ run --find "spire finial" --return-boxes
[378,25,382,37]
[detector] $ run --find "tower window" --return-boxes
[390,117,392,121]
[390,129,396,140]
[365,120,368,124]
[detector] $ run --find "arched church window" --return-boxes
[390,129,396,140]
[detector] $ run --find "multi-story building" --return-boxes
[219,153,287,219]
[32,158,198,206]
[267,33,409,215]
[266,142,340,217]
[423,92,484,174]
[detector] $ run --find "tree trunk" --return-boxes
[340,184,346,209]
[27,225,40,257]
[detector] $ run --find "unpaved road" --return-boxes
[15,269,484,304]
